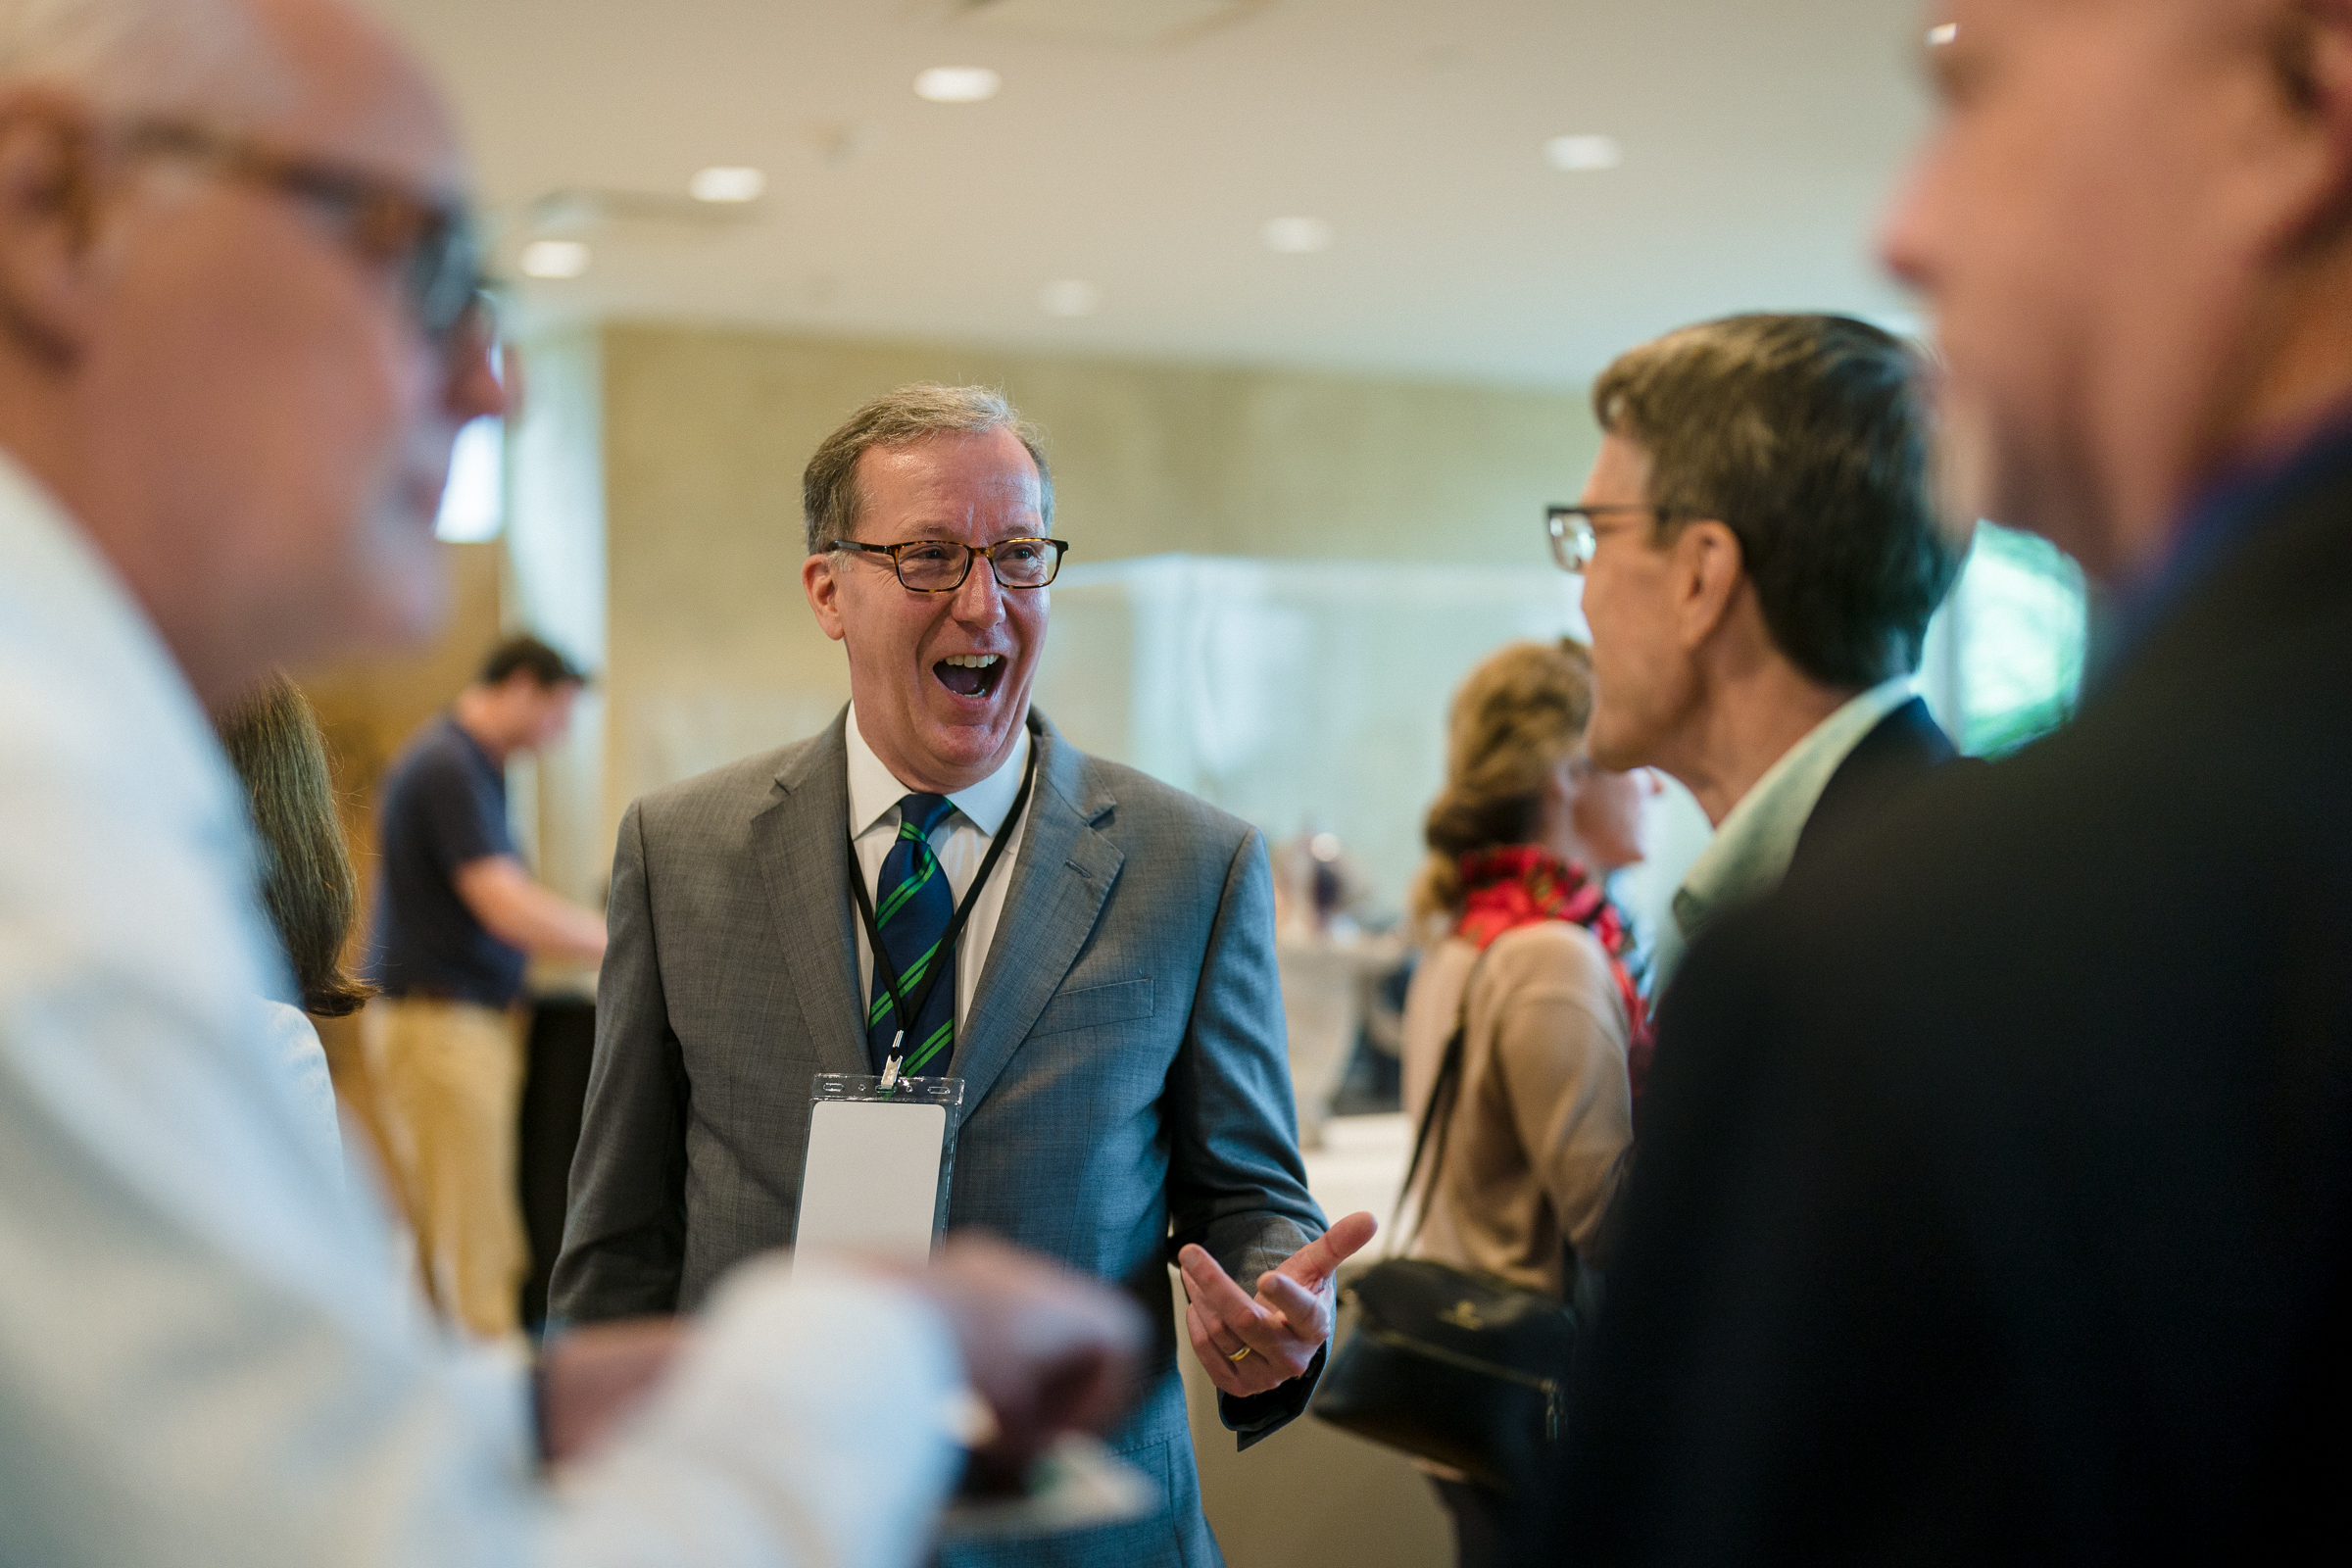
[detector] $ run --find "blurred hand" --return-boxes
[1179,1211,1378,1397]
[538,1316,686,1464]
[892,1234,1148,1480]
[537,1239,1143,1484]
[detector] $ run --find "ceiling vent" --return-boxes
[944,0,1270,48]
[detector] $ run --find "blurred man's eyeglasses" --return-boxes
[118,120,487,344]
[828,536,1071,593]
[1544,503,1674,573]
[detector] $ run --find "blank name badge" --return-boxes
[793,1073,964,1264]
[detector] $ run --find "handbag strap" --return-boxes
[1393,948,1492,1252]
[1390,945,1591,1307]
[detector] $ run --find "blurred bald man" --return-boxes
[1556,1,2352,1558]
[0,3,1141,1565]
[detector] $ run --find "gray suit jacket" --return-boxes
[552,709,1325,1568]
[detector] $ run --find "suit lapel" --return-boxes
[953,714,1123,1118]
[752,710,869,1075]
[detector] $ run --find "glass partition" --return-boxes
[1038,556,1699,915]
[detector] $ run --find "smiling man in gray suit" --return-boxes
[553,383,1374,1566]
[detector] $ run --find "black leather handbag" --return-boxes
[1308,955,1580,1493]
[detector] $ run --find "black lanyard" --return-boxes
[846,745,1038,1081]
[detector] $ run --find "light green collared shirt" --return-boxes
[1653,675,1920,992]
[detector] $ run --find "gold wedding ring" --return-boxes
[1226,1346,1252,1363]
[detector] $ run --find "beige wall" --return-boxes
[299,539,507,865]
[280,327,1605,926]
[600,321,1599,839]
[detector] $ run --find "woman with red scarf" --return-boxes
[1397,639,1656,1567]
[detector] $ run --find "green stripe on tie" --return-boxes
[905,1018,954,1075]
[874,851,937,926]
[867,939,943,1027]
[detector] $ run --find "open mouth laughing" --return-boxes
[934,653,1005,700]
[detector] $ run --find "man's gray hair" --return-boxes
[802,382,1054,556]
[1592,313,1959,689]
[0,0,288,119]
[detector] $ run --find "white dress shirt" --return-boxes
[0,451,963,1568]
[259,998,345,1180]
[846,704,1034,1037]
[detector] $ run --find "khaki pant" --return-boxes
[362,996,527,1340]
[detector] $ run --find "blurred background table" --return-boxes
[1277,930,1409,1149]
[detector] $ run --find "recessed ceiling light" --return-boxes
[1261,217,1332,254]
[1927,22,1958,47]
[1038,279,1101,318]
[914,66,1001,103]
[690,166,765,203]
[519,239,591,279]
[1544,134,1623,172]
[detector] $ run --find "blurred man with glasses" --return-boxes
[556,382,1377,1568]
[1549,313,1968,990]
[0,5,1149,1565]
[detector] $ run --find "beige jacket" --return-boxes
[1397,923,1635,1295]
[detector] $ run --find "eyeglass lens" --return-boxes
[1547,511,1596,572]
[412,219,486,340]
[125,120,484,343]
[895,539,1060,591]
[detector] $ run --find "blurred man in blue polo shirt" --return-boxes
[366,633,606,1338]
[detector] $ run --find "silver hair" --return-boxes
[0,0,289,119]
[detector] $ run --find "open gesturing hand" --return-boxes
[1178,1211,1378,1397]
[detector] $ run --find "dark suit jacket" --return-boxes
[1790,695,1957,876]
[1669,697,1957,968]
[1554,447,2352,1560]
[553,709,1325,1568]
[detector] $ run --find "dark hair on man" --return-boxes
[802,383,1054,556]
[214,675,373,1018]
[1592,313,1964,689]
[477,634,590,689]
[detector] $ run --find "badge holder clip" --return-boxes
[792,1071,964,1263]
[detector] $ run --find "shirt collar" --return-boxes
[845,703,1032,840]
[1672,674,1918,943]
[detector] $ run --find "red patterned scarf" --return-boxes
[1454,845,1656,1102]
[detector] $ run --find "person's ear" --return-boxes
[2306,1,2352,198]
[2231,0,2352,257]
[0,94,109,367]
[1668,518,1747,652]
[803,552,849,643]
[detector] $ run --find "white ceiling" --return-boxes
[361,0,1936,389]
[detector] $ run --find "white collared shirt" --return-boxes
[846,704,1035,1037]
[0,450,963,1567]
[1655,675,1921,991]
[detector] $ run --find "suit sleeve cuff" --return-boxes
[1217,1343,1327,1449]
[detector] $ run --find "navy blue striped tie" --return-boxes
[866,793,959,1076]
